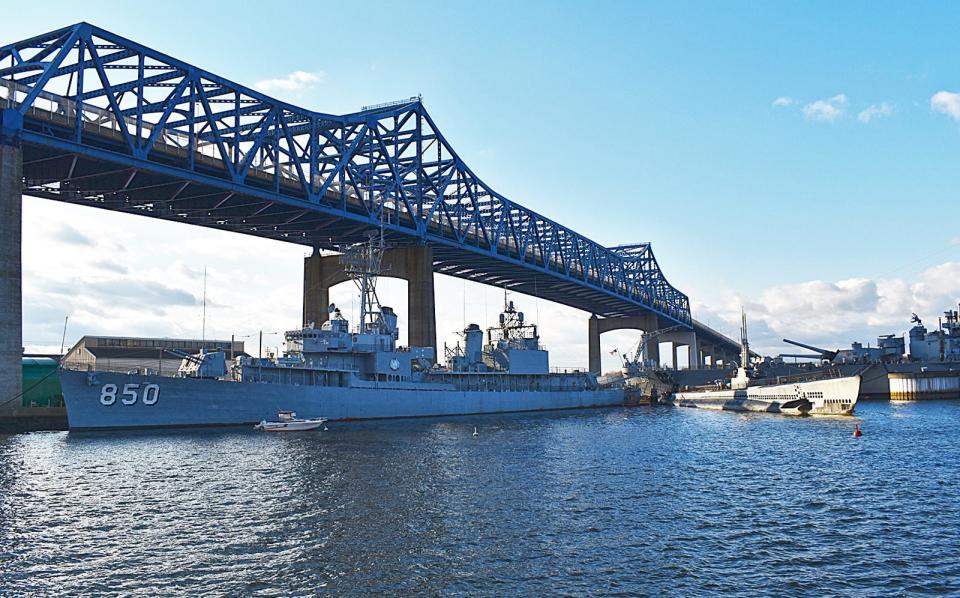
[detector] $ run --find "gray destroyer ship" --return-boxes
[59,236,622,430]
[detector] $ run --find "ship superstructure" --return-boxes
[778,305,960,365]
[445,296,547,375]
[59,236,622,430]
[908,309,960,362]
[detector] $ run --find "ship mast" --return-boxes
[340,230,389,333]
[739,308,750,369]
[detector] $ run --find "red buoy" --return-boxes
[853,424,862,438]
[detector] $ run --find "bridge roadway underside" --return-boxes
[1,125,742,404]
[17,137,682,320]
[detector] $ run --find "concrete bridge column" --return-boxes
[671,344,680,370]
[403,246,436,355]
[658,329,701,370]
[303,249,333,329]
[588,313,660,373]
[0,109,23,412]
[588,315,601,374]
[698,343,712,368]
[715,352,729,369]
[685,332,700,369]
[645,338,660,366]
[303,244,437,360]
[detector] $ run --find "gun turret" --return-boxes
[781,339,838,362]
[164,347,226,378]
[163,347,203,364]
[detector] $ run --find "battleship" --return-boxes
[670,312,861,416]
[59,235,623,430]
[768,306,960,400]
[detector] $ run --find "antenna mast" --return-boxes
[340,230,389,332]
[59,315,69,361]
[739,308,750,368]
[201,267,207,345]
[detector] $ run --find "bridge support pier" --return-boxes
[646,337,660,366]
[302,250,333,331]
[587,313,660,374]
[303,245,437,360]
[0,109,23,412]
[699,343,713,368]
[684,331,700,369]
[588,315,600,373]
[658,330,701,370]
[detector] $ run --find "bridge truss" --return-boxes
[0,22,691,326]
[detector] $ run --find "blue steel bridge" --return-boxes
[0,22,741,379]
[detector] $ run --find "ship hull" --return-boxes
[59,370,625,430]
[671,375,860,416]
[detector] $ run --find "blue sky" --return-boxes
[5,1,960,368]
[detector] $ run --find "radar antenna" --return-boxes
[739,308,751,369]
[339,230,392,334]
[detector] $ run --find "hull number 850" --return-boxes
[100,383,160,406]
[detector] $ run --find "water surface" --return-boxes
[2,401,959,595]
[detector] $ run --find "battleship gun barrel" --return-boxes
[782,339,838,360]
[163,348,204,364]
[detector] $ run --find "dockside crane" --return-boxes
[618,325,685,371]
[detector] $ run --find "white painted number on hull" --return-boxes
[143,384,159,405]
[100,383,160,406]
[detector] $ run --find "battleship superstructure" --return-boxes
[907,309,960,362]
[778,306,960,365]
[59,235,622,430]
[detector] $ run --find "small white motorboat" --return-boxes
[254,410,327,432]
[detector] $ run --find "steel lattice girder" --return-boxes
[0,22,692,327]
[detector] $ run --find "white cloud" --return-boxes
[931,91,960,121]
[802,93,848,122]
[772,96,794,108]
[56,223,95,246]
[21,197,307,355]
[858,101,893,123]
[696,261,960,356]
[253,70,326,95]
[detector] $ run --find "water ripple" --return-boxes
[2,401,960,595]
